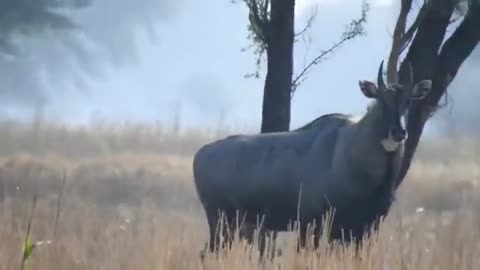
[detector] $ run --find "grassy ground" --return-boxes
[0,118,479,269]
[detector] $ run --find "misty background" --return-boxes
[0,0,478,136]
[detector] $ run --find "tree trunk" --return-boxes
[396,2,480,188]
[260,0,295,133]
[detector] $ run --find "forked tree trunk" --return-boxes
[396,1,480,187]
[260,0,295,133]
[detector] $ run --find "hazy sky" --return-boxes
[3,0,479,134]
[36,0,397,128]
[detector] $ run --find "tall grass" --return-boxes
[0,118,479,269]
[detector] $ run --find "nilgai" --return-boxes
[193,61,432,255]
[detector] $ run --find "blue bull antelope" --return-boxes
[193,61,432,255]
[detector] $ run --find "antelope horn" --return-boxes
[377,60,387,89]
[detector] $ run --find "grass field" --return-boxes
[1,118,479,269]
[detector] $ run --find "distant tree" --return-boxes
[0,0,173,110]
[379,0,480,187]
[0,0,89,55]
[236,0,369,133]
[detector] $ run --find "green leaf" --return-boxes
[22,237,35,261]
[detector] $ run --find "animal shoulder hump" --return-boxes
[294,113,351,132]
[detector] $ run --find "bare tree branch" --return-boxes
[295,4,318,38]
[291,2,369,95]
[386,0,413,84]
[386,0,431,84]
[400,2,429,53]
[291,36,348,94]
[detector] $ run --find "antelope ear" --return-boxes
[359,80,378,98]
[410,80,432,100]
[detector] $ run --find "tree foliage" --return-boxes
[0,0,88,55]
[0,0,174,109]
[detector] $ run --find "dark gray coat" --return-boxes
[193,102,403,242]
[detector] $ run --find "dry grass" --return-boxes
[1,118,480,269]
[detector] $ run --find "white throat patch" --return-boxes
[381,133,401,152]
